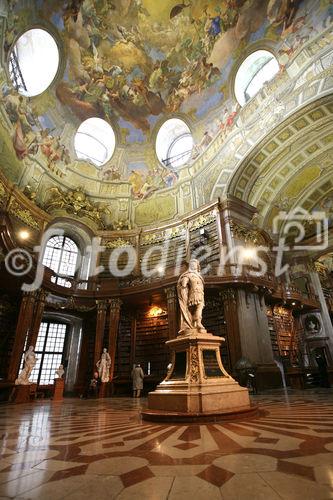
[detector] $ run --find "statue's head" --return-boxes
[189,259,200,272]
[28,345,34,351]
[103,347,107,353]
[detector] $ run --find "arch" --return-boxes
[224,95,333,230]
[42,235,79,287]
[42,218,95,283]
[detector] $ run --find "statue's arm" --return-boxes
[179,276,189,303]
[180,276,189,288]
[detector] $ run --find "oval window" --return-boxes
[234,50,279,106]
[74,117,116,167]
[156,118,193,169]
[8,28,59,97]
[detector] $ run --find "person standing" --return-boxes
[131,363,144,398]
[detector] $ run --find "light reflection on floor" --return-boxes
[0,390,333,499]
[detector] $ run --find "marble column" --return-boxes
[236,289,281,389]
[220,289,242,368]
[94,300,108,368]
[108,298,122,381]
[309,269,333,359]
[7,292,36,382]
[27,289,47,347]
[165,286,178,339]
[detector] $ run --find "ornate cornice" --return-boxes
[103,238,132,249]
[8,199,41,230]
[229,220,266,245]
[189,211,215,232]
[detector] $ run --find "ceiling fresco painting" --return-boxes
[0,0,332,228]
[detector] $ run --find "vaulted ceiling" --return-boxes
[0,0,332,229]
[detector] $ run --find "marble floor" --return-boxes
[1,391,333,499]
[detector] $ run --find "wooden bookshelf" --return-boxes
[269,306,294,358]
[135,311,169,381]
[203,296,230,371]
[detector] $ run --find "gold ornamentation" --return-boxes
[141,232,165,246]
[104,238,131,248]
[229,221,266,245]
[141,225,185,246]
[314,261,328,276]
[189,212,215,232]
[8,200,40,229]
[189,345,199,383]
[96,300,108,311]
[22,185,37,202]
[44,187,109,228]
[0,181,7,204]
[109,298,122,311]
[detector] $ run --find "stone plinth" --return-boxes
[53,378,64,401]
[142,331,254,422]
[13,384,34,403]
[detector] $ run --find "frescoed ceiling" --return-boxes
[0,0,332,229]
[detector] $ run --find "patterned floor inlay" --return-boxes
[0,391,333,498]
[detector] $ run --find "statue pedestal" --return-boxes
[142,331,256,422]
[13,384,35,404]
[53,378,64,401]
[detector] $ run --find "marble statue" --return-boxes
[177,259,206,333]
[15,345,37,385]
[55,364,65,379]
[96,348,111,382]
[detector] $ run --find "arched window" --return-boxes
[156,118,193,169]
[43,235,79,287]
[234,50,279,106]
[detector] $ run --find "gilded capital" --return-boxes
[109,298,122,311]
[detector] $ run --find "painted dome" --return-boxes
[0,0,331,228]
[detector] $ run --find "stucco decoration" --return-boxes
[0,0,332,228]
